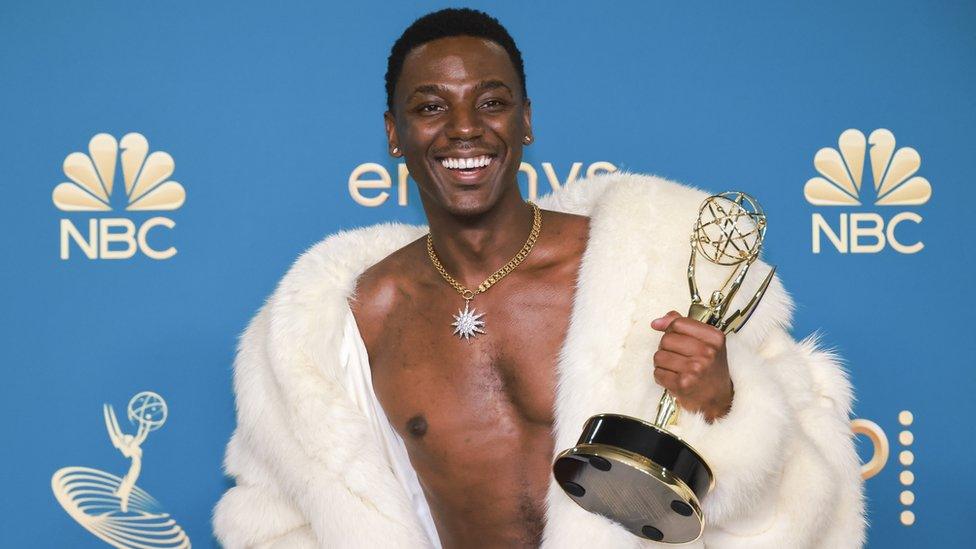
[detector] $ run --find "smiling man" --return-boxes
[213,8,865,549]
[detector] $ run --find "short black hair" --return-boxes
[385,8,527,112]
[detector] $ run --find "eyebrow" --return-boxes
[408,79,514,98]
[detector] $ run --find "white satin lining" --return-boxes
[339,305,442,548]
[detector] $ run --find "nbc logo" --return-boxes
[53,133,186,260]
[804,129,931,254]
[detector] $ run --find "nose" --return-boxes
[445,104,483,141]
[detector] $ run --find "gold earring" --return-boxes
[523,136,532,144]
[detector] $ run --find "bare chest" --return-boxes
[367,283,572,438]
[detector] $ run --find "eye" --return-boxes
[480,98,507,110]
[416,103,445,114]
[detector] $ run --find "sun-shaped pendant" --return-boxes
[451,300,486,340]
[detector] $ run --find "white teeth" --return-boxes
[441,155,492,170]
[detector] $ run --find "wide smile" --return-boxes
[434,153,498,185]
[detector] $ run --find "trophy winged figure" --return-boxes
[103,403,150,513]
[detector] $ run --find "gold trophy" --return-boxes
[553,191,775,543]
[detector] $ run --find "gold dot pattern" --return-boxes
[898,410,915,527]
[899,470,915,486]
[898,410,914,426]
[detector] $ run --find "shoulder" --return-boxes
[540,208,590,242]
[254,222,425,364]
[543,208,589,228]
[270,222,426,314]
[348,235,427,347]
[531,208,590,274]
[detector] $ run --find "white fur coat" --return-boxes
[212,173,866,548]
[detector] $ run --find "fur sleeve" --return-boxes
[212,306,315,547]
[211,304,430,548]
[212,431,314,547]
[673,327,866,548]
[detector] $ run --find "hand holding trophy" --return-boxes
[552,191,775,544]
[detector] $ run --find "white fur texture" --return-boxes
[212,173,865,548]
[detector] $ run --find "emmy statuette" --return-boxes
[552,191,775,543]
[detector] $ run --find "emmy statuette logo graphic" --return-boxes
[53,133,186,260]
[805,129,931,254]
[51,391,190,548]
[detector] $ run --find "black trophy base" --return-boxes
[553,414,713,544]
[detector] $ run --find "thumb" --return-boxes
[651,310,682,331]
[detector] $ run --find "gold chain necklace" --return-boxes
[426,201,542,340]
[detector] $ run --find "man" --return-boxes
[213,8,864,548]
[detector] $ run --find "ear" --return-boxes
[384,110,401,157]
[522,98,533,143]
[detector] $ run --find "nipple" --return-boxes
[406,414,428,438]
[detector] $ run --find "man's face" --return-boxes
[385,36,531,217]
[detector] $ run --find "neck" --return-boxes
[422,187,536,290]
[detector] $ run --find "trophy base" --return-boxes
[553,414,713,544]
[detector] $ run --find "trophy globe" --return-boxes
[694,192,766,266]
[128,391,168,432]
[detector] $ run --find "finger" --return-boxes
[653,349,688,374]
[660,332,709,358]
[651,310,682,331]
[667,317,726,347]
[653,366,681,393]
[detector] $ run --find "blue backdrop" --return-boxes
[1,0,973,546]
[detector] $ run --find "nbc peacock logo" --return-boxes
[53,133,186,260]
[804,129,931,254]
